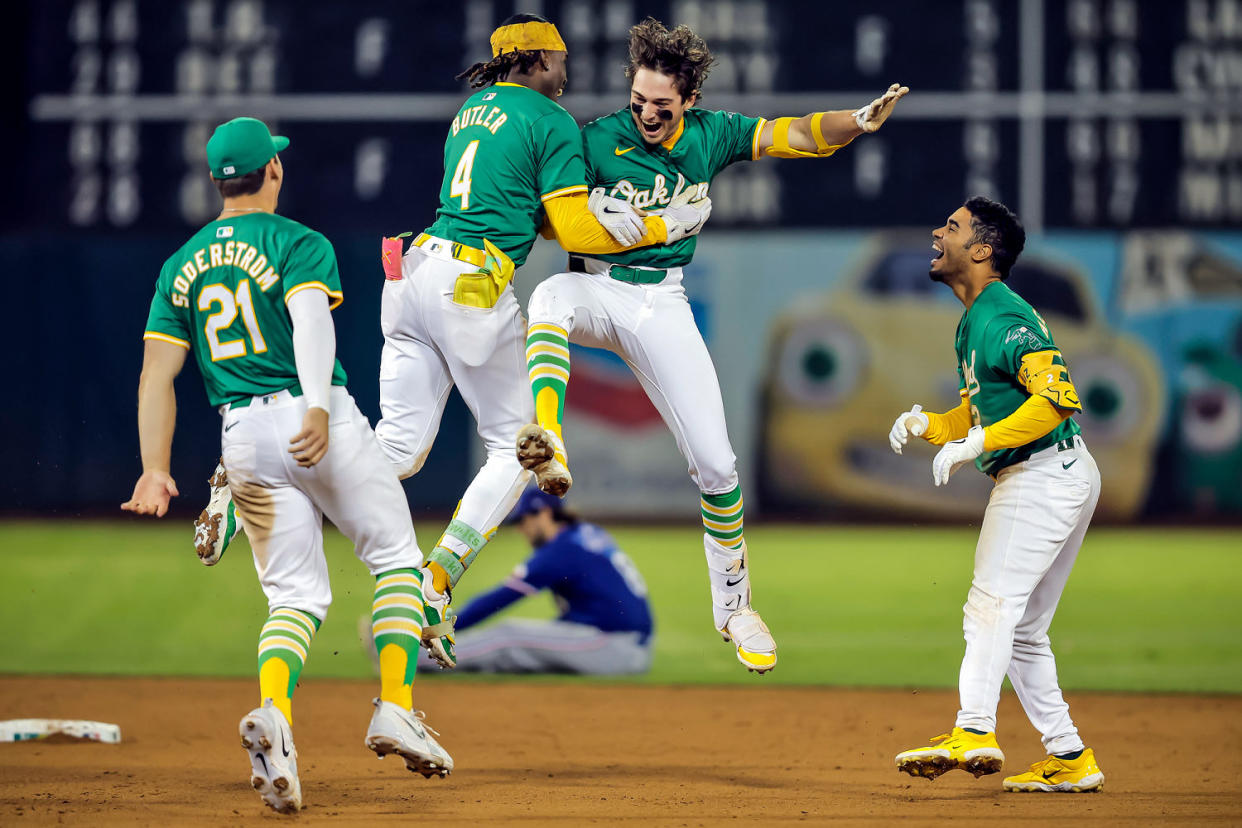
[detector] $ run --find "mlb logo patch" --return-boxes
[216,226,234,238]
[483,92,495,101]
[223,165,236,175]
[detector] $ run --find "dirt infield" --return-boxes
[1,676,1239,826]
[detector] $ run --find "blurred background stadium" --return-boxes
[2,0,1240,688]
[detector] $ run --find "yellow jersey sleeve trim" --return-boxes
[751,117,767,161]
[284,281,344,310]
[540,184,589,202]
[143,331,191,349]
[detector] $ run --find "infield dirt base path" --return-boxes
[1,677,1239,826]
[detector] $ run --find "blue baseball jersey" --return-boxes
[453,522,653,641]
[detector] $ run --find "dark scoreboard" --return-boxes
[15,0,1242,234]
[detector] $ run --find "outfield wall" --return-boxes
[5,229,1241,519]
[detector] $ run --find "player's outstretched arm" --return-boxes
[122,339,188,517]
[758,83,909,159]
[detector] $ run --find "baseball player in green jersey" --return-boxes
[515,17,908,674]
[190,15,711,671]
[369,13,711,667]
[889,197,1105,793]
[123,118,453,813]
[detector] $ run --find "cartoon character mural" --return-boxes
[756,233,1166,521]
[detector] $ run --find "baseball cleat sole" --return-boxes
[367,735,451,779]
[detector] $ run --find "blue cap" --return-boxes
[508,487,562,523]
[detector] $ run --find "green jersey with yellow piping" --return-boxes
[955,281,1081,476]
[143,212,348,407]
[581,107,765,269]
[424,82,589,268]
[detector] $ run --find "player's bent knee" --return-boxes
[527,277,578,330]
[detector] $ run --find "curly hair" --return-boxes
[964,196,1026,279]
[456,13,551,89]
[625,17,715,101]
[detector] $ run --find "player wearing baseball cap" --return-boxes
[415,488,653,674]
[888,198,1105,793]
[124,117,452,813]
[515,17,908,674]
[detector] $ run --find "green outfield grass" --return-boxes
[1,521,1238,692]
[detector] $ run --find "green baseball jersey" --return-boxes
[955,281,1080,476]
[581,107,764,269]
[144,213,348,407]
[424,82,588,267]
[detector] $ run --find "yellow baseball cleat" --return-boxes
[721,608,777,674]
[895,727,1005,780]
[1003,748,1104,793]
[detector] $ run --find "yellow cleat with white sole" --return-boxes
[721,607,777,674]
[896,727,1005,780]
[1003,748,1104,793]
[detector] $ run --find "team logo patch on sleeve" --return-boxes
[216,226,234,238]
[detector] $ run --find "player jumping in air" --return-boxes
[124,118,452,814]
[889,198,1105,793]
[514,18,908,673]
[193,14,711,671]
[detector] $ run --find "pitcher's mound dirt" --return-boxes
[1,676,1239,825]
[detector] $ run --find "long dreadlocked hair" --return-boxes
[456,13,553,89]
[625,17,715,101]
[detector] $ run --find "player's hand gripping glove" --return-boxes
[889,404,928,455]
[932,424,985,486]
[852,83,910,133]
[657,194,712,243]
[588,187,647,247]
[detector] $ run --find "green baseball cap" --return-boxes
[206,117,289,179]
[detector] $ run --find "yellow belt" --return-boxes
[414,233,488,269]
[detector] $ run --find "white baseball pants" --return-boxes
[220,386,423,620]
[374,243,532,536]
[527,265,739,495]
[955,434,1101,755]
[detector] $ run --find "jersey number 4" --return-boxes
[450,140,480,210]
[199,280,268,362]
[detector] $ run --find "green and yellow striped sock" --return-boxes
[526,322,570,438]
[257,607,320,724]
[372,568,426,710]
[702,486,745,549]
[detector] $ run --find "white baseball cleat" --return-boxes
[365,698,454,779]
[515,424,572,497]
[238,699,302,814]
[721,607,778,674]
[194,461,241,566]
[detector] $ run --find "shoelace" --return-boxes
[411,709,441,738]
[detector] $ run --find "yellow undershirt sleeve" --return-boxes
[542,192,667,254]
[922,394,974,445]
[982,394,1073,451]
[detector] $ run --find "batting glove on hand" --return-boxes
[932,425,985,486]
[659,196,712,243]
[889,404,929,455]
[853,83,909,133]
[588,187,647,247]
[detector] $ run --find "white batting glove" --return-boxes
[659,197,712,243]
[888,404,929,455]
[853,83,910,133]
[588,187,647,247]
[932,425,985,486]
